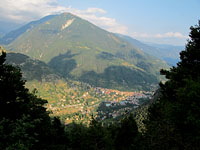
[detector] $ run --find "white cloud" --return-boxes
[85,8,107,14]
[156,32,187,38]
[0,0,128,34]
[0,0,65,21]
[132,32,187,39]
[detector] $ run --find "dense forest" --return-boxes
[0,21,199,150]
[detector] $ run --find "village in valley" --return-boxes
[31,80,155,125]
[95,88,154,121]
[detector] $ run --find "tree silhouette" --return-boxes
[145,21,200,150]
[114,114,141,150]
[0,52,51,149]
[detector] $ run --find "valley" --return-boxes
[2,48,155,125]
[26,80,154,124]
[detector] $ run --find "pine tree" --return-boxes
[145,21,200,150]
[114,114,141,150]
[0,52,51,149]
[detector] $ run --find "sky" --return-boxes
[0,0,199,45]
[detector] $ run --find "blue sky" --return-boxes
[0,0,199,45]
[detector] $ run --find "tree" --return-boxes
[114,114,141,150]
[67,122,88,150]
[86,117,112,150]
[0,52,52,149]
[145,21,200,150]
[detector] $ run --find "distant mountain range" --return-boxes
[0,13,169,91]
[116,34,184,66]
[0,15,56,45]
[0,21,22,38]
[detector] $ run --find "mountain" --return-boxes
[116,34,184,66]
[5,52,61,82]
[0,21,22,38]
[145,42,184,65]
[1,45,62,83]
[2,13,168,91]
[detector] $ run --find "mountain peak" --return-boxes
[1,14,168,90]
[59,12,81,20]
[62,12,77,17]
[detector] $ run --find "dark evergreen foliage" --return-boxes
[114,115,141,150]
[65,116,140,150]
[145,21,200,150]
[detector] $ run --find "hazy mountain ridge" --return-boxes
[0,21,22,38]
[116,34,184,66]
[0,15,56,45]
